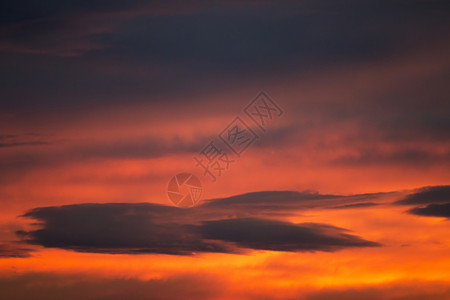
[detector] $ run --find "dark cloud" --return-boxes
[0,1,270,57]
[394,186,450,219]
[0,125,296,179]
[396,185,450,205]
[68,135,205,160]
[1,1,449,175]
[18,203,232,255]
[0,133,53,148]
[0,141,50,148]
[408,203,450,219]
[0,0,146,24]
[0,243,33,258]
[329,203,379,210]
[1,0,449,113]
[200,218,379,252]
[0,134,208,184]
[17,190,381,255]
[202,190,338,209]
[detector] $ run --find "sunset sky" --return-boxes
[1,1,450,299]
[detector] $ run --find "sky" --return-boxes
[0,0,450,299]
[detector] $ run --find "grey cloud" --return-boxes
[17,190,382,255]
[408,203,450,219]
[396,185,450,205]
[394,186,450,219]
[200,218,380,252]
[1,0,449,113]
[18,203,232,255]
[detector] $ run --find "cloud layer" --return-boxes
[18,191,381,255]
[397,185,450,219]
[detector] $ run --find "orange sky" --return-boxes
[1,1,450,299]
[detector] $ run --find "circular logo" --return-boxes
[167,173,202,207]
